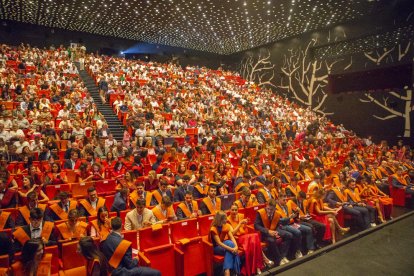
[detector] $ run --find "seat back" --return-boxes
[218,193,236,211]
[0,255,9,268]
[104,194,115,210]
[138,224,170,250]
[95,179,117,195]
[61,241,86,270]
[72,182,94,197]
[197,214,215,237]
[142,244,177,276]
[44,245,60,274]
[170,219,198,243]
[45,184,71,200]
[239,204,265,225]
[122,230,138,250]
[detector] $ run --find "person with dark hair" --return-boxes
[63,150,82,170]
[90,206,112,241]
[152,195,177,223]
[100,217,161,276]
[234,186,258,209]
[173,174,194,202]
[209,211,241,276]
[0,176,17,209]
[16,191,48,226]
[11,239,53,276]
[124,199,156,230]
[176,190,202,220]
[129,182,152,208]
[111,187,129,214]
[257,179,277,204]
[150,179,173,206]
[47,191,77,221]
[78,236,110,276]
[200,185,221,215]
[193,174,209,199]
[78,186,106,217]
[56,209,88,242]
[254,199,292,266]
[13,207,57,251]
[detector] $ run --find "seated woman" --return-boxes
[90,206,111,241]
[82,163,105,182]
[78,236,109,276]
[18,176,49,204]
[11,239,53,276]
[228,203,272,275]
[56,209,88,243]
[209,211,241,276]
[309,189,349,244]
[116,171,137,190]
[44,162,68,185]
[101,152,117,170]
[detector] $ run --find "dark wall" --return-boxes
[225,5,414,145]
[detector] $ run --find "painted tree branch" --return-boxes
[240,49,276,88]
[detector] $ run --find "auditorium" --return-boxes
[0,0,413,275]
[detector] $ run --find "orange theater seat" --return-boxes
[95,179,116,195]
[239,204,265,225]
[170,219,211,276]
[61,240,86,270]
[197,214,215,238]
[139,244,183,276]
[138,224,170,251]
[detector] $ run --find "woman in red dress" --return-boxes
[44,162,68,185]
[228,203,273,275]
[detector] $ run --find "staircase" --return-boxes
[76,64,125,141]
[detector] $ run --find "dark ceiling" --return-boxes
[0,0,407,54]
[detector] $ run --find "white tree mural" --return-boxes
[240,49,276,88]
[278,38,352,115]
[360,87,413,137]
[364,47,395,65]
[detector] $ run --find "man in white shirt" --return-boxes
[124,199,157,230]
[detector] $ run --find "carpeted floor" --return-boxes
[277,212,414,276]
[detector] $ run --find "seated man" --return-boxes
[192,175,209,199]
[16,191,48,226]
[150,179,173,206]
[257,179,278,204]
[124,199,157,230]
[392,166,414,208]
[101,217,161,276]
[63,151,82,170]
[0,177,17,209]
[78,187,106,218]
[129,182,152,208]
[56,209,88,243]
[152,196,177,223]
[13,207,57,252]
[276,194,315,255]
[200,185,221,215]
[234,186,259,209]
[285,177,302,198]
[173,175,194,202]
[47,191,77,221]
[254,199,292,266]
[176,190,202,220]
[111,188,129,215]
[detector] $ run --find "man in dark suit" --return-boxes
[254,199,292,266]
[12,208,57,252]
[100,217,161,276]
[173,175,194,202]
[47,191,78,221]
[150,180,173,206]
[77,186,106,218]
[63,151,82,170]
[64,142,81,160]
[111,188,128,215]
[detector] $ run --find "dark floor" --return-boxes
[274,208,414,276]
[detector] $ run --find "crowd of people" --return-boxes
[0,42,413,275]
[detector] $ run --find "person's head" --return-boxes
[396,166,404,176]
[184,190,193,205]
[51,162,61,173]
[136,182,145,195]
[230,203,239,217]
[87,186,97,202]
[97,206,109,224]
[29,207,44,228]
[266,198,277,216]
[160,196,172,210]
[111,217,122,232]
[346,179,356,189]
[208,185,217,199]
[182,175,190,186]
[67,209,79,227]
[212,211,227,227]
[71,151,79,161]
[135,199,146,215]
[59,191,69,206]
[298,191,307,200]
[27,191,38,208]
[159,179,168,192]
[278,194,287,206]
[240,186,252,203]
[78,236,108,268]
[22,239,44,272]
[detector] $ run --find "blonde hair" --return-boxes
[211,211,227,227]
